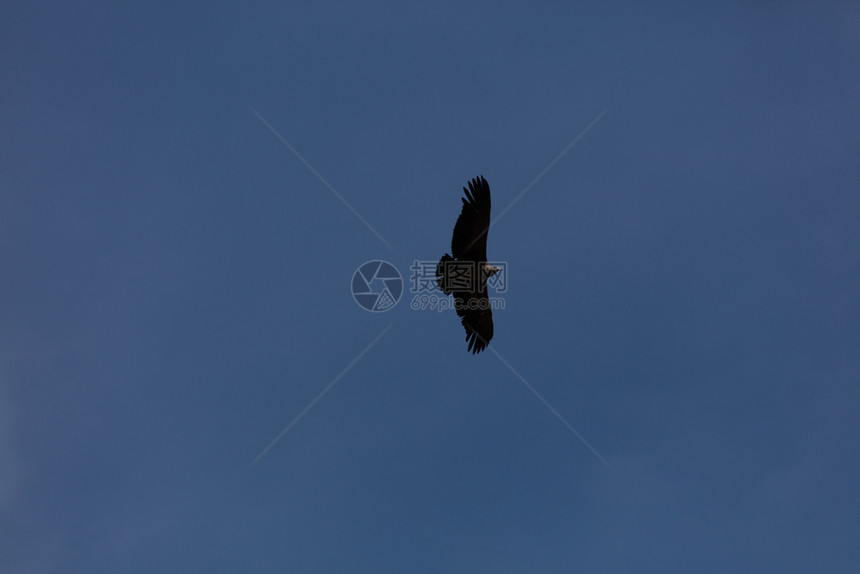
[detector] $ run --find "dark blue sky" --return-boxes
[3,2,859,572]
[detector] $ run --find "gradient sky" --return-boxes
[3,2,859,572]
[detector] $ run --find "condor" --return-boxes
[436,176,500,354]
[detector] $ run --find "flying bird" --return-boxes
[436,175,500,354]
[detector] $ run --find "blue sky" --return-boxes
[2,1,859,572]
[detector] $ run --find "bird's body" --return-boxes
[436,176,499,354]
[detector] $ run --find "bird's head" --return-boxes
[484,264,501,277]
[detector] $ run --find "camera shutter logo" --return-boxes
[351,260,403,312]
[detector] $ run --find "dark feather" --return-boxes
[454,293,494,354]
[451,176,491,262]
[438,175,496,354]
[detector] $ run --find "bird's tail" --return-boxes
[436,253,455,295]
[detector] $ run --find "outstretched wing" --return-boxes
[454,293,494,354]
[451,176,491,262]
